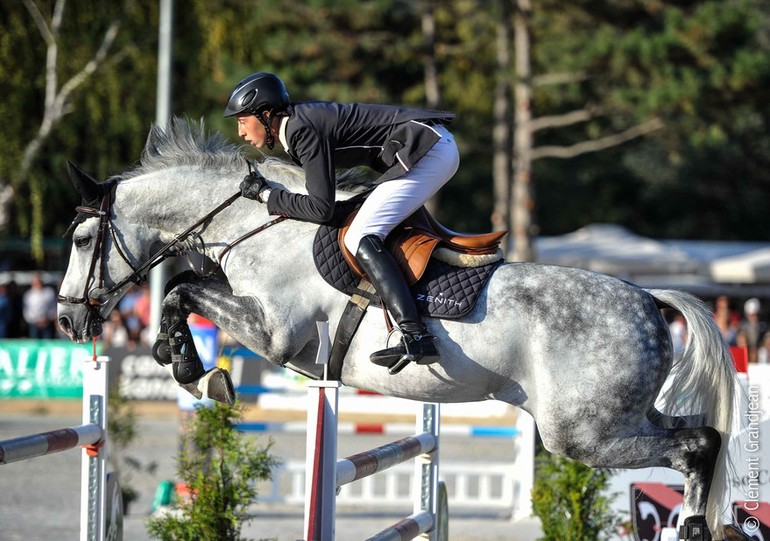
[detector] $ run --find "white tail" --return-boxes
[648,288,740,534]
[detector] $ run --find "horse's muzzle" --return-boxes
[57,314,102,343]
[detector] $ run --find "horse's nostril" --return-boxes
[58,316,72,332]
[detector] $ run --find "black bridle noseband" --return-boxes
[57,174,287,326]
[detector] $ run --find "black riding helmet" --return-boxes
[224,72,289,150]
[223,72,290,117]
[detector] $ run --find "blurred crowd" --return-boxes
[0,272,59,339]
[668,294,770,364]
[2,273,770,365]
[0,272,152,349]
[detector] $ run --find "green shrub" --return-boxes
[531,451,623,541]
[146,403,278,541]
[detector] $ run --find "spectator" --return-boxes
[757,332,770,365]
[102,309,130,349]
[740,298,767,363]
[134,282,151,345]
[22,272,57,339]
[5,280,24,337]
[712,295,739,344]
[118,286,142,346]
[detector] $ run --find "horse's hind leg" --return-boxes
[548,423,721,540]
[152,272,235,406]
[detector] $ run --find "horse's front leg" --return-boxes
[151,272,235,406]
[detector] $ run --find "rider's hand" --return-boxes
[240,171,266,201]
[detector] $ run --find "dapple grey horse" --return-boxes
[57,120,740,540]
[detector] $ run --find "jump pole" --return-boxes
[303,321,445,541]
[80,355,110,541]
[0,355,111,541]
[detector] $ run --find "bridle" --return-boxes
[57,174,287,325]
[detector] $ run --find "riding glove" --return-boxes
[240,171,266,201]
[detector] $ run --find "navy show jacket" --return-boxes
[266,100,454,224]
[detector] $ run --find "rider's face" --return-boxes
[235,113,270,148]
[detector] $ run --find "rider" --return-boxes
[224,72,459,373]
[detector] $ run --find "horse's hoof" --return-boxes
[202,368,236,406]
[177,368,235,406]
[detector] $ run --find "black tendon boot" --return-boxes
[355,235,439,374]
[165,320,235,406]
[152,318,172,365]
[167,321,206,384]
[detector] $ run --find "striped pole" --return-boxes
[336,432,436,487]
[0,356,111,541]
[0,424,102,464]
[365,511,434,541]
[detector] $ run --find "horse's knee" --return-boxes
[164,271,198,296]
[161,279,197,314]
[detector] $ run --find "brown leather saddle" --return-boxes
[339,207,507,285]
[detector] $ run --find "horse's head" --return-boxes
[57,162,142,342]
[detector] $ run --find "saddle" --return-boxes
[339,206,507,285]
[313,202,506,380]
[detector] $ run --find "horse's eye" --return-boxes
[74,236,91,248]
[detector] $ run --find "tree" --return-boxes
[4,0,120,262]
[508,0,665,260]
[1,0,769,261]
[491,0,513,236]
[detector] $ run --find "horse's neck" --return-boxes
[114,169,240,240]
[114,166,344,321]
[115,168,321,278]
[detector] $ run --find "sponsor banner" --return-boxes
[107,341,263,402]
[630,483,683,541]
[0,339,99,399]
[107,346,178,401]
[0,337,263,402]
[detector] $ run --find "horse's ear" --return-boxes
[67,161,104,204]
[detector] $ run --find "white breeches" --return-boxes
[343,125,459,255]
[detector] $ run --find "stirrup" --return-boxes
[386,354,414,375]
[370,327,439,374]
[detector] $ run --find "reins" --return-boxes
[58,179,288,323]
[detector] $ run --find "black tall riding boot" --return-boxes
[355,235,439,374]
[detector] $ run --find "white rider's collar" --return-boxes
[278,116,290,151]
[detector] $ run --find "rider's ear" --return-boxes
[67,161,104,205]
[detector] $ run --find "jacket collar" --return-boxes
[279,116,290,152]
